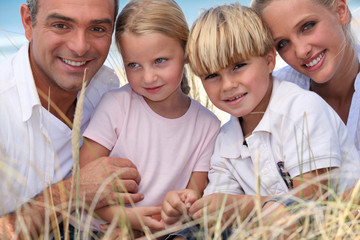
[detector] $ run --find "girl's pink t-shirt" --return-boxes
[84,84,220,206]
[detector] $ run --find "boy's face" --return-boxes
[199,50,275,118]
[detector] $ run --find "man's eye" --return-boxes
[155,58,166,64]
[53,23,68,29]
[92,26,105,32]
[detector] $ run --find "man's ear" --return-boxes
[20,4,33,41]
[336,0,350,25]
[266,47,276,73]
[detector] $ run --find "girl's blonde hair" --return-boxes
[251,0,356,49]
[115,0,190,94]
[187,3,274,77]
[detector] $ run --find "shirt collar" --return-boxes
[218,77,281,158]
[15,43,42,122]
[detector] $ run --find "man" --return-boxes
[0,0,143,238]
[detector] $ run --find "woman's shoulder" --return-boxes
[273,65,310,90]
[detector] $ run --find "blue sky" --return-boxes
[1,0,359,60]
[0,0,251,59]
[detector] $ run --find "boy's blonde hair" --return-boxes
[186,3,274,77]
[115,0,190,94]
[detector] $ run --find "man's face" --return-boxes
[22,0,115,93]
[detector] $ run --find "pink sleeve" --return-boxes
[83,91,124,150]
[192,108,221,172]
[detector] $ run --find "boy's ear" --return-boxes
[20,4,33,41]
[336,0,350,25]
[265,47,276,73]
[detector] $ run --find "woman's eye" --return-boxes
[277,40,289,50]
[128,62,139,68]
[303,22,316,31]
[155,58,166,64]
[204,73,218,80]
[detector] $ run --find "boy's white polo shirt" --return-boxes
[204,78,359,197]
[0,43,119,215]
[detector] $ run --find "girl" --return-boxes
[162,3,360,239]
[251,0,360,152]
[79,0,220,236]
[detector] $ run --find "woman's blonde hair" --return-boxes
[186,3,274,77]
[115,0,190,93]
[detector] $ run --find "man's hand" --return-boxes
[78,157,143,209]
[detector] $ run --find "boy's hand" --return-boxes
[189,193,235,228]
[161,189,198,225]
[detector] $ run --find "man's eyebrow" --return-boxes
[46,13,74,23]
[46,13,113,27]
[90,19,113,27]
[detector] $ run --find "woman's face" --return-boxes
[262,0,350,84]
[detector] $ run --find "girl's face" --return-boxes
[119,32,185,103]
[262,0,350,84]
[199,50,275,118]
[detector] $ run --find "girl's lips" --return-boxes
[303,50,326,72]
[145,85,162,94]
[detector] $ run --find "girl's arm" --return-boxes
[79,138,110,168]
[186,171,208,197]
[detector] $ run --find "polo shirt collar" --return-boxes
[218,77,281,159]
[15,43,42,122]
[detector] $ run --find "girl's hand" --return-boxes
[161,189,198,226]
[126,206,165,233]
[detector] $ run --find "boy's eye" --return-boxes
[204,73,218,80]
[128,62,139,68]
[276,40,289,50]
[233,63,246,70]
[155,58,167,64]
[303,21,316,31]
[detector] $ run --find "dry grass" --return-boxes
[2,11,360,239]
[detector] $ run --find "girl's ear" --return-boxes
[336,0,350,25]
[266,47,276,73]
[20,4,33,41]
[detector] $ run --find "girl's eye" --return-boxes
[303,21,316,31]
[128,62,139,68]
[155,58,166,64]
[233,63,246,70]
[276,40,289,51]
[204,73,218,80]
